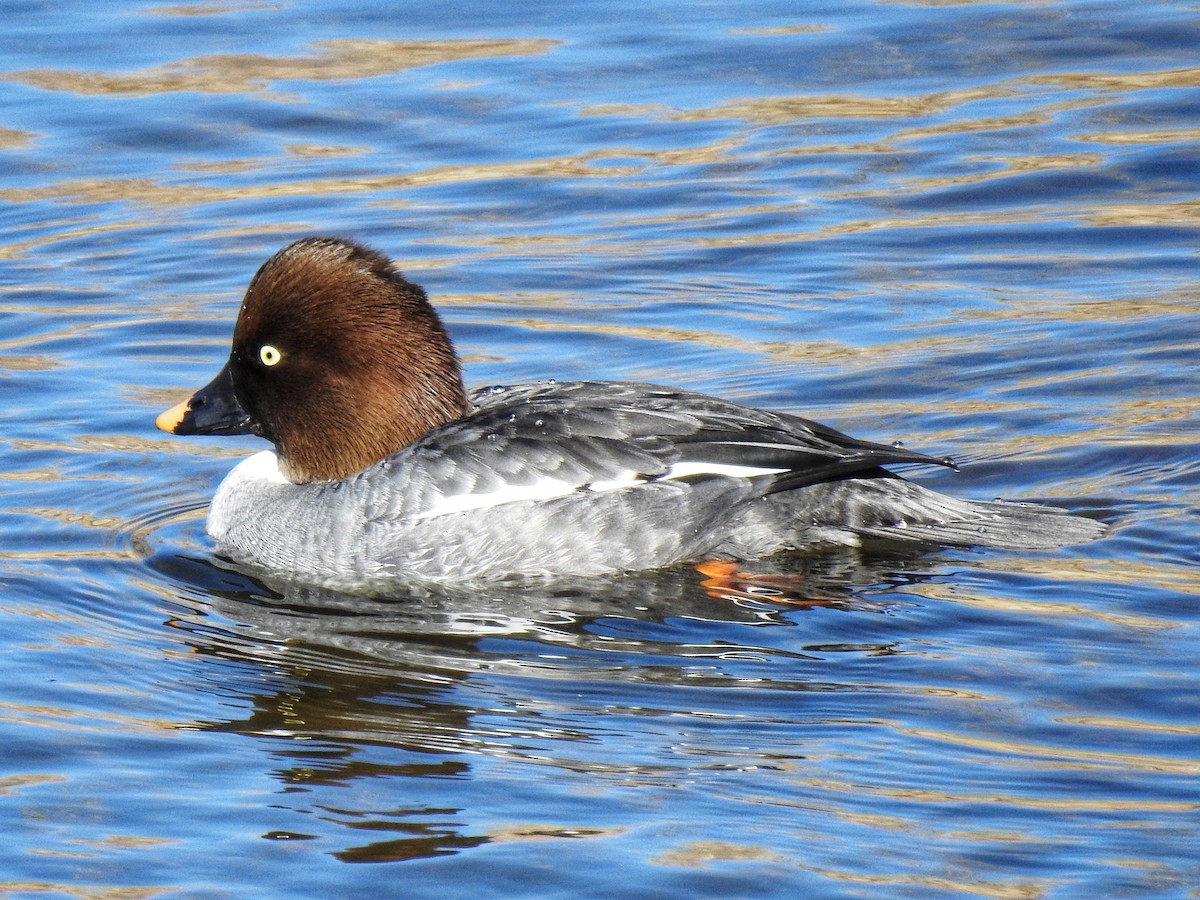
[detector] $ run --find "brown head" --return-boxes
[156,237,471,482]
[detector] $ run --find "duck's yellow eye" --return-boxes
[259,344,283,367]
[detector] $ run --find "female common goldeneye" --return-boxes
[157,237,1104,586]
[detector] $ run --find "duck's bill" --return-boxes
[156,362,254,436]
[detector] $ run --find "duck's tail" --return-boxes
[782,475,1107,551]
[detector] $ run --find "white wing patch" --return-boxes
[584,469,646,492]
[662,461,789,479]
[413,460,790,521]
[412,477,580,520]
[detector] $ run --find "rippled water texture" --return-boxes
[1,1,1198,896]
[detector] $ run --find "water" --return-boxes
[1,0,1198,896]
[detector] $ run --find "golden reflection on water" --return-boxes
[1056,716,1200,735]
[177,144,372,174]
[727,25,832,36]
[150,1,283,16]
[915,580,1179,629]
[799,774,1197,813]
[0,697,179,734]
[486,823,624,844]
[0,127,34,149]
[13,508,127,531]
[652,839,787,867]
[659,66,1200,127]
[0,148,654,208]
[0,772,69,795]
[1027,66,1200,93]
[972,555,1200,598]
[898,726,1200,776]
[498,315,851,364]
[670,85,1013,124]
[0,354,60,372]
[793,867,1045,900]
[1078,128,1200,145]
[4,38,559,97]
[1084,201,1200,228]
[0,219,148,260]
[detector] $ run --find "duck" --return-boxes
[156,237,1105,587]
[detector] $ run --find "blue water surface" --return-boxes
[1,0,1198,896]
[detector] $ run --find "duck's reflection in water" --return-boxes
[154,546,947,863]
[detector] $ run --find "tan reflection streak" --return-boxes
[500,316,857,364]
[0,548,135,562]
[668,86,1009,124]
[1,434,242,461]
[0,127,36,149]
[888,153,1105,193]
[0,218,148,261]
[5,38,559,97]
[653,840,787,867]
[1077,128,1200,145]
[916,581,1176,630]
[900,726,1200,776]
[283,142,371,158]
[0,147,654,206]
[0,884,173,899]
[1057,716,1200,735]
[487,823,624,843]
[1026,66,1200,92]
[0,773,68,795]
[0,354,61,372]
[638,66,1197,136]
[763,202,1192,238]
[1084,201,1200,228]
[580,102,686,119]
[728,25,832,35]
[176,143,371,174]
[953,291,1200,323]
[0,699,178,734]
[891,112,1053,142]
[802,774,1197,812]
[0,315,168,353]
[972,556,1200,599]
[13,508,126,530]
[77,835,177,849]
[151,1,283,16]
[793,866,1046,900]
[0,469,71,483]
[584,202,806,229]
[886,0,1047,6]
[76,433,199,455]
[838,808,1036,844]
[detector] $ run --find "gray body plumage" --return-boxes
[207,380,1106,587]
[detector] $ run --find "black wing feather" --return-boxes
[436,381,952,493]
